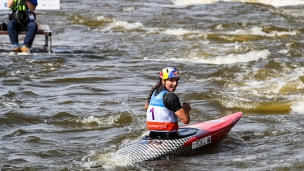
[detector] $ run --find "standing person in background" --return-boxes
[7,0,38,54]
[144,67,191,139]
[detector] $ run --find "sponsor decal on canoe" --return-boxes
[192,136,211,149]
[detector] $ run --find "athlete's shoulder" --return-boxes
[163,92,181,112]
[164,92,179,101]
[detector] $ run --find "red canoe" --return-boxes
[116,112,242,162]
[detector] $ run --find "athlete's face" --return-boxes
[163,78,179,92]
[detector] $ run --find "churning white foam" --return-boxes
[220,65,304,111]
[80,150,133,170]
[201,49,269,64]
[170,0,304,7]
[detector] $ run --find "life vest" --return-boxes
[146,90,178,132]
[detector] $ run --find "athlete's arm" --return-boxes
[7,0,14,8]
[175,103,191,124]
[164,93,191,124]
[144,101,149,111]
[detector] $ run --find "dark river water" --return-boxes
[1,0,304,170]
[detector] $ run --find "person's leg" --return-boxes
[23,21,38,48]
[7,20,21,46]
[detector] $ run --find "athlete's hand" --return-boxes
[183,102,191,113]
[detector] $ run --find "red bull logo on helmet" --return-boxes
[170,70,179,78]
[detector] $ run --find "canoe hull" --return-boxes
[116,112,242,162]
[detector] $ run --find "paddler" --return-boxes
[144,67,191,139]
